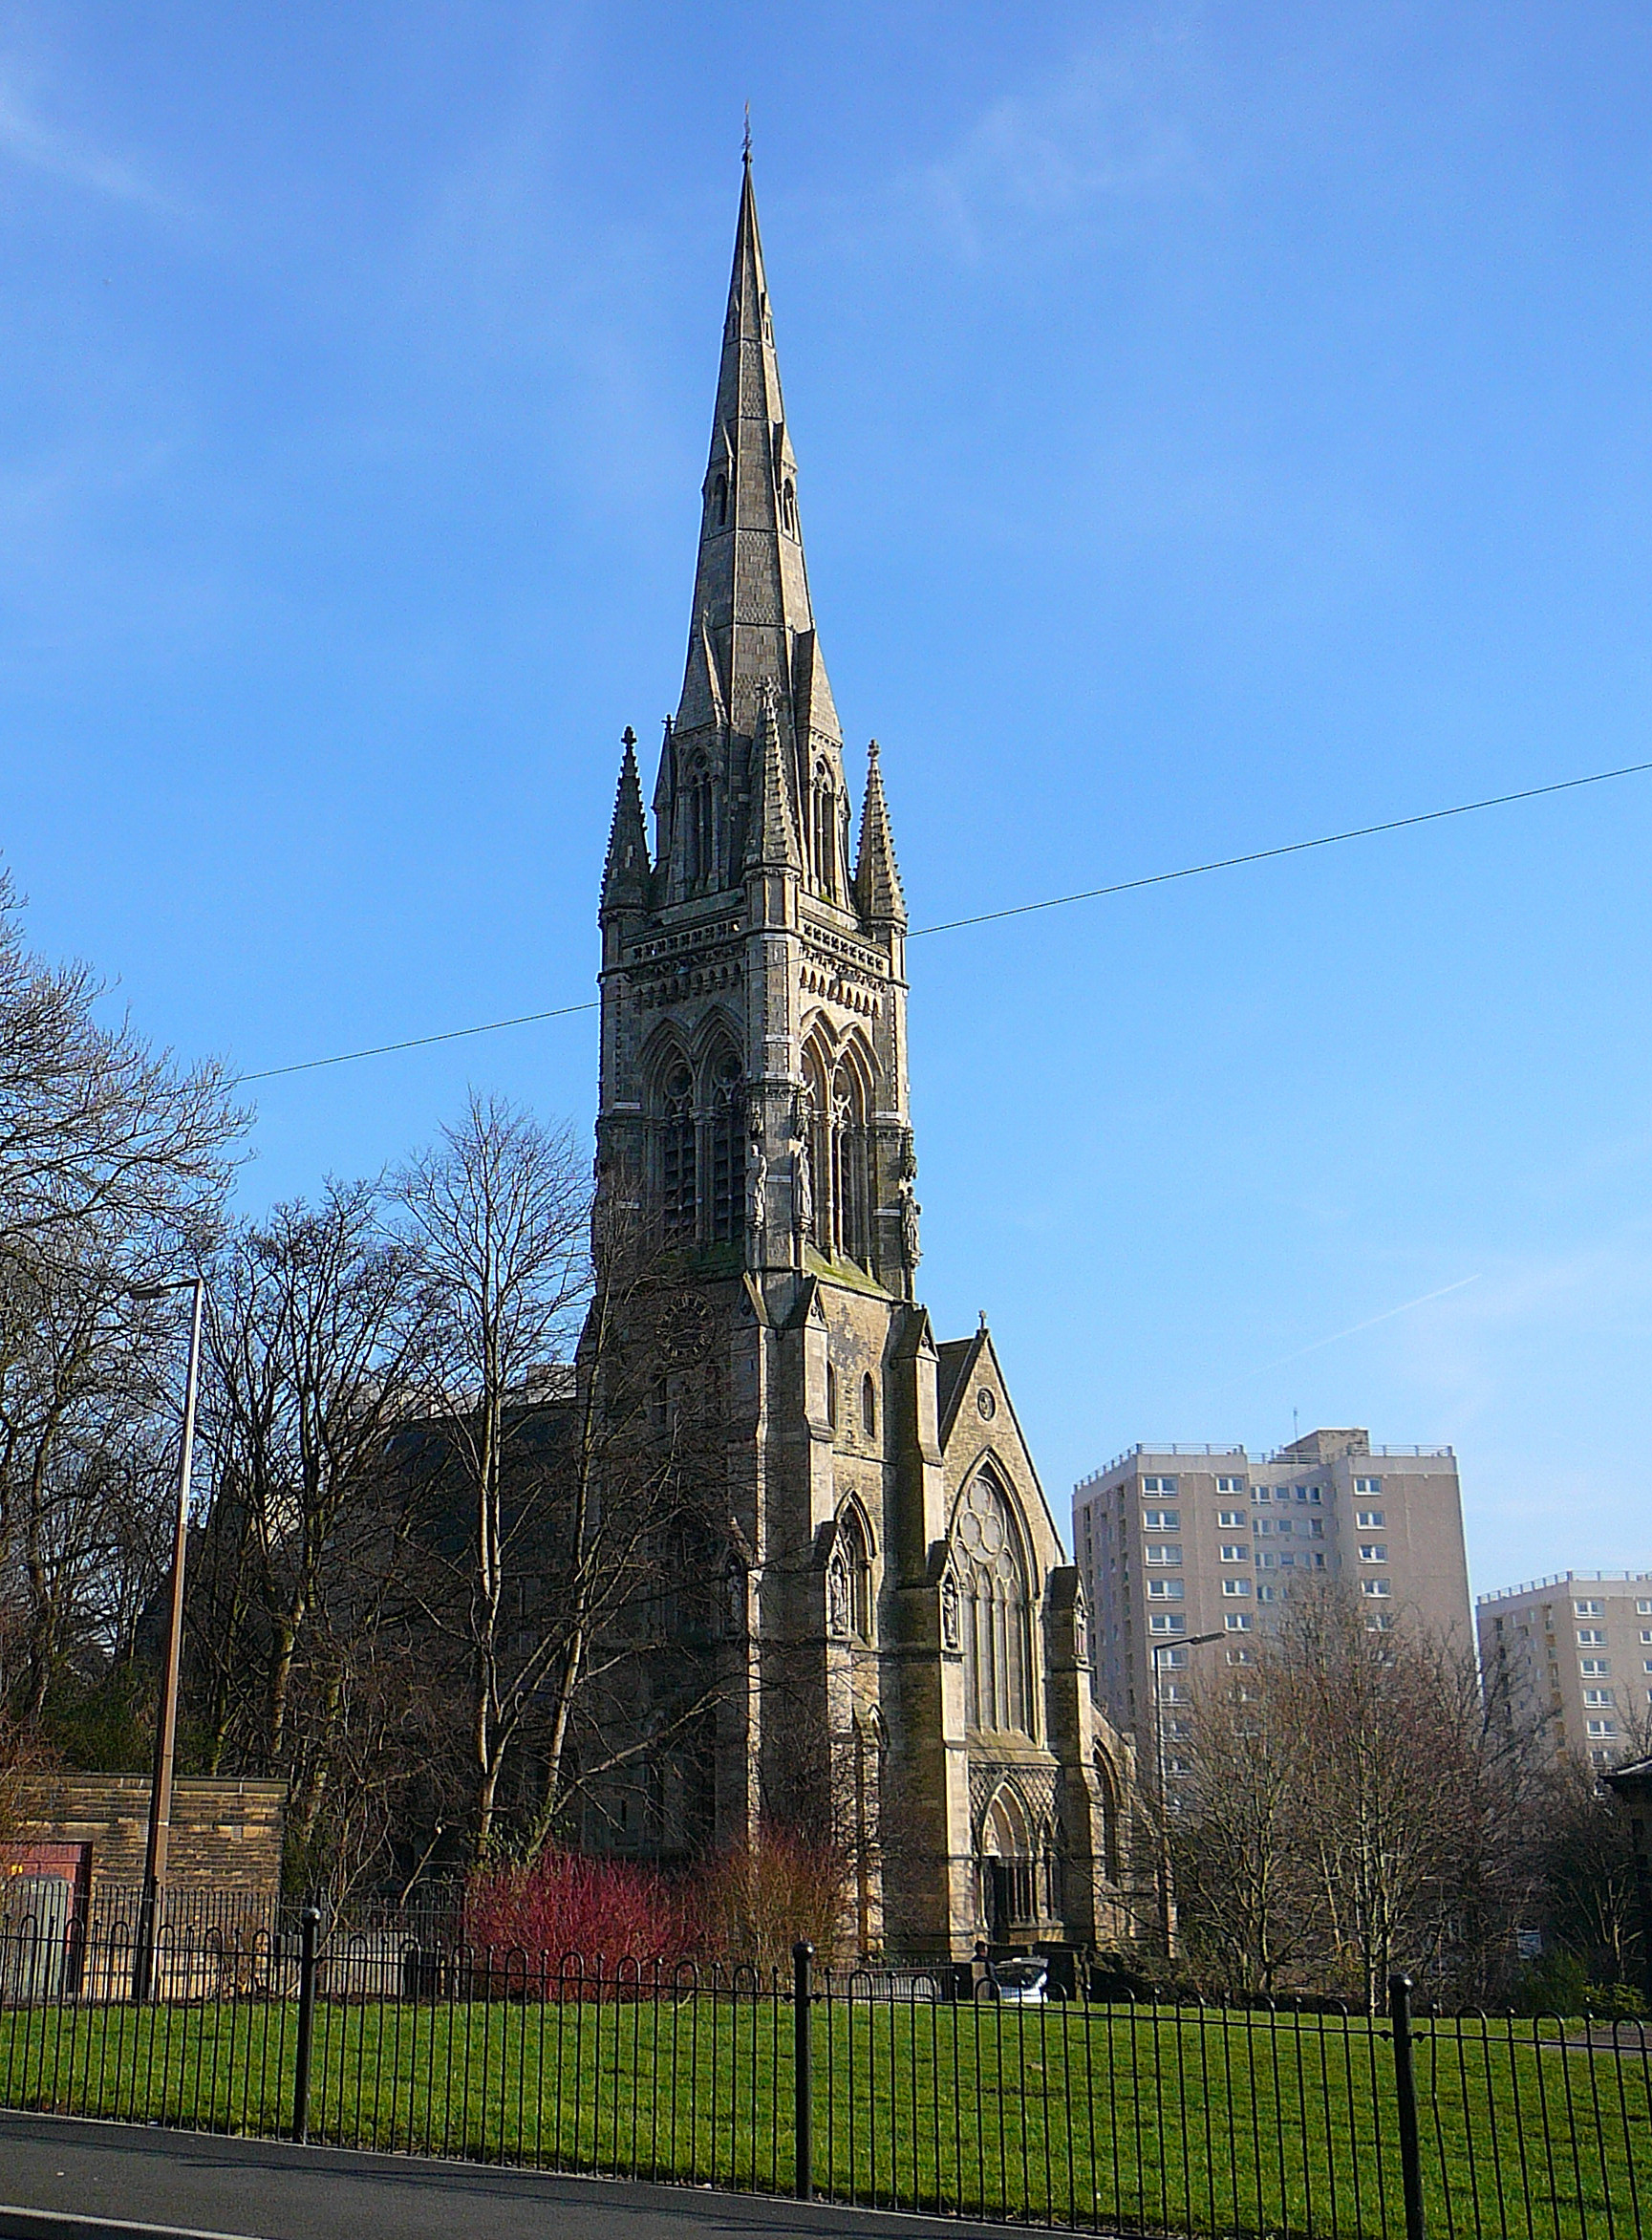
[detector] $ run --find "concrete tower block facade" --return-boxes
[589,157,1135,1961]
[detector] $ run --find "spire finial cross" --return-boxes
[621,725,636,750]
[743,105,751,165]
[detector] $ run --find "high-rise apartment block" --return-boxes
[1476,1573,1652,1767]
[1073,1431,1471,1736]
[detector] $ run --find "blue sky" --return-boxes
[6,2,1652,1593]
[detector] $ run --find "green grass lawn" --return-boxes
[0,1996,1645,2239]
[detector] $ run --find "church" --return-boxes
[590,155,1136,1960]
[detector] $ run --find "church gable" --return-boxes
[936,1325,1066,1577]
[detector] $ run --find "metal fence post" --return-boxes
[793,1940,813,2202]
[292,1906,321,2144]
[1387,1971,1427,2240]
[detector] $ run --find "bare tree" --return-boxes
[0,872,241,1265]
[394,1095,590,1853]
[188,1179,438,1888]
[0,875,242,1746]
[1171,1585,1544,2009]
[1170,1667,1312,1996]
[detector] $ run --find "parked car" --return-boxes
[983,1957,1049,2006]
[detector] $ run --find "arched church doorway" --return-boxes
[978,1782,1036,1944]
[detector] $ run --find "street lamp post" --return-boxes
[128,1274,205,2002]
[1151,1628,1224,1959]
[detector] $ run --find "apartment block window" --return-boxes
[1582,1689,1615,1708]
[1220,1544,1248,1562]
[1252,1486,1272,1504]
[1161,1647,1189,1668]
[1366,1612,1395,1631]
[1577,1629,1607,1646]
[1147,1579,1185,1600]
[1575,1600,1603,1616]
[1580,1658,1611,1677]
[1222,1578,1253,1598]
[1590,1748,1612,1766]
[1309,1519,1325,1538]
[1162,1682,1188,1703]
[1145,1544,1182,1566]
[1257,1584,1278,1603]
[1308,1552,1327,1570]
[1255,1520,1273,1537]
[1143,1476,1178,1495]
[1354,1477,1383,1495]
[1226,1647,1255,1665]
[1255,1552,1276,1570]
[1361,1580,1392,1599]
[1276,1518,1295,1536]
[1215,1477,1244,1495]
[1638,1600,1652,1615]
[1143,1510,1180,1530]
[1356,1510,1384,1529]
[1359,1544,1388,1563]
[1217,1510,1244,1528]
[1224,1613,1253,1631]
[1641,1631,1652,1646]
[1586,1718,1617,1737]
[1149,1614,1186,1635]
[1643,1661,1652,1675]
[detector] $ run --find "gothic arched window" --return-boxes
[684,757,716,889]
[714,473,728,527]
[811,765,838,901]
[706,1045,745,1245]
[1094,1747,1123,1884]
[861,1372,876,1439]
[825,1359,838,1431]
[802,1036,873,1269]
[782,478,798,535]
[829,1059,869,1265]
[831,1504,872,1641]
[954,1475,1034,1738]
[657,1060,697,1241]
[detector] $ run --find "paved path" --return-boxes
[0,2114,1019,2240]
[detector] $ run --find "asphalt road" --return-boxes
[0,2114,1022,2240]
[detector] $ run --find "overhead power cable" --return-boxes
[237,1000,599,1085]
[906,757,1652,937]
[233,754,1652,1088]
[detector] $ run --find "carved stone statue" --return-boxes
[940,1569,961,1651]
[749,1134,767,1238]
[898,1171,922,1268]
[724,1566,746,1640]
[827,1552,849,1638]
[792,1131,813,1238]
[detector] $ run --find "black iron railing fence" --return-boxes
[0,1906,1644,2240]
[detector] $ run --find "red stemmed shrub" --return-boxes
[465,1849,695,1972]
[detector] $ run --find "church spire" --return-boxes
[600,726,651,917]
[681,151,825,720]
[654,155,847,905]
[853,739,906,927]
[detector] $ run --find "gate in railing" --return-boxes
[0,1907,1645,2238]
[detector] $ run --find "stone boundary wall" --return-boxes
[4,1774,285,1906]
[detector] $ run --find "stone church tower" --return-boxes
[592,155,1134,1959]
